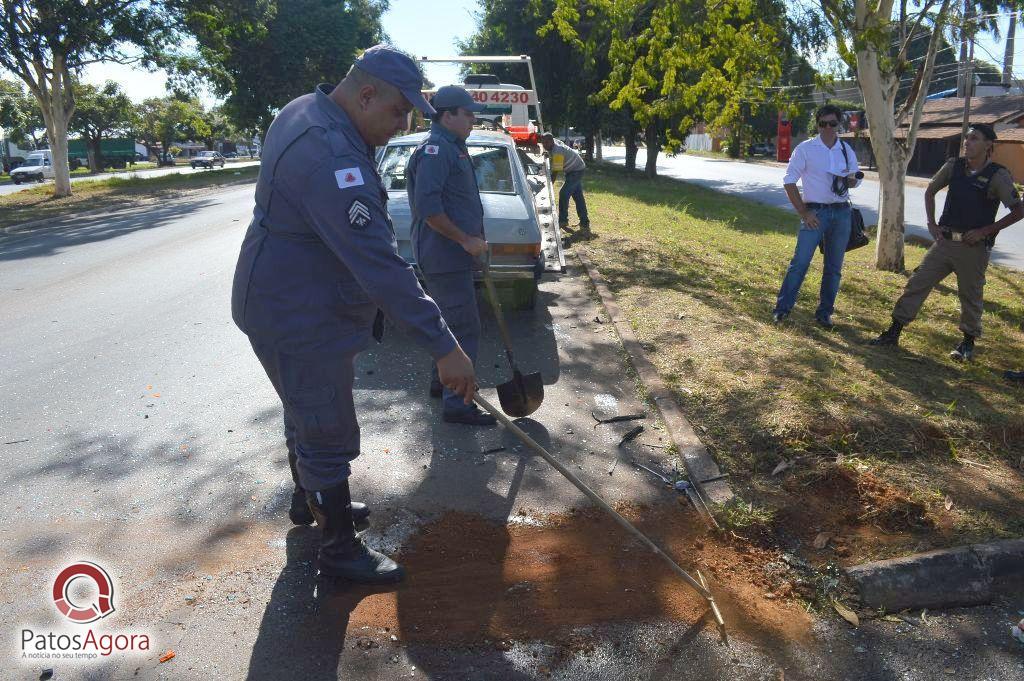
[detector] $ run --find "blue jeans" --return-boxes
[774,204,851,319]
[559,170,589,227]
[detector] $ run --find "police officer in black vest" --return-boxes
[871,123,1024,360]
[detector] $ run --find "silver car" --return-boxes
[378,129,555,309]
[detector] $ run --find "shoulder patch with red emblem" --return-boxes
[425,145,439,155]
[335,167,364,189]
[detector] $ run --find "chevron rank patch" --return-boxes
[335,167,364,189]
[347,200,371,228]
[425,145,439,155]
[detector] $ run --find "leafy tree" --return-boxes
[579,0,786,177]
[1,78,45,149]
[0,0,173,196]
[209,106,238,150]
[70,81,138,172]
[178,0,387,137]
[136,97,210,163]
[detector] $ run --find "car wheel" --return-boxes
[37,174,45,183]
[13,177,21,185]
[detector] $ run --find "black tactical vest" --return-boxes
[938,158,1003,245]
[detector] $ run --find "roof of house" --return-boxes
[841,126,962,141]
[916,96,1024,126]
[993,127,1024,142]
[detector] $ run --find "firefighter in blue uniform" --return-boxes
[231,45,477,584]
[406,85,497,426]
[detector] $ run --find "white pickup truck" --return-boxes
[10,150,56,184]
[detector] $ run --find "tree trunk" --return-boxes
[855,13,908,272]
[31,56,74,197]
[644,121,659,178]
[88,137,102,173]
[584,132,594,163]
[625,121,639,170]
[595,129,603,161]
[874,158,907,272]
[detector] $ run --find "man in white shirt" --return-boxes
[773,104,862,329]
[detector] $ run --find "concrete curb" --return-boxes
[575,249,733,508]
[846,538,1024,611]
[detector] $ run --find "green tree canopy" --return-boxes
[137,97,211,162]
[1,78,45,148]
[70,81,138,171]
[177,0,387,136]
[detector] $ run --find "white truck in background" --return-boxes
[9,149,55,184]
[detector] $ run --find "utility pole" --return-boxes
[960,33,976,145]
[957,0,971,97]
[1003,11,1018,88]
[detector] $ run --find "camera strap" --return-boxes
[832,141,852,198]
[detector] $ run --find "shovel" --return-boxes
[481,254,544,417]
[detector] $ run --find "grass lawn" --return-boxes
[575,163,1024,564]
[0,165,260,230]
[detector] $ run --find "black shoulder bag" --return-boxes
[838,141,869,252]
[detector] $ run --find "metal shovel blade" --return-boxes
[497,369,544,417]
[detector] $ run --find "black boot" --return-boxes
[870,319,904,346]
[287,452,315,526]
[306,481,404,584]
[950,334,975,362]
[288,452,369,529]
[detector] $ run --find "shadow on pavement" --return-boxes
[246,526,402,681]
[0,193,228,262]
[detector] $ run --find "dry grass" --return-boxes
[0,165,260,230]
[577,163,1024,560]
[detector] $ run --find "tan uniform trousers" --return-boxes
[892,238,990,337]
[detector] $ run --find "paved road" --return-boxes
[0,160,261,196]
[602,147,1024,271]
[1,185,1021,679]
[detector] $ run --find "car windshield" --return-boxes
[468,145,515,194]
[379,145,416,191]
[198,152,215,157]
[379,142,516,195]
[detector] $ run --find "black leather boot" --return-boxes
[870,319,904,346]
[288,452,369,529]
[306,481,405,584]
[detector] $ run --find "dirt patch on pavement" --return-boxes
[345,504,810,646]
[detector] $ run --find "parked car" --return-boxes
[749,141,776,157]
[223,151,238,159]
[378,129,546,308]
[10,150,55,184]
[191,151,226,169]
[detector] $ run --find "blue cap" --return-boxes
[431,85,486,113]
[354,44,435,116]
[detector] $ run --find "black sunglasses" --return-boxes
[818,120,839,128]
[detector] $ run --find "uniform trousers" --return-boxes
[424,269,480,413]
[891,239,990,338]
[250,340,360,491]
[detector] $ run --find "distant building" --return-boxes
[842,96,1024,180]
